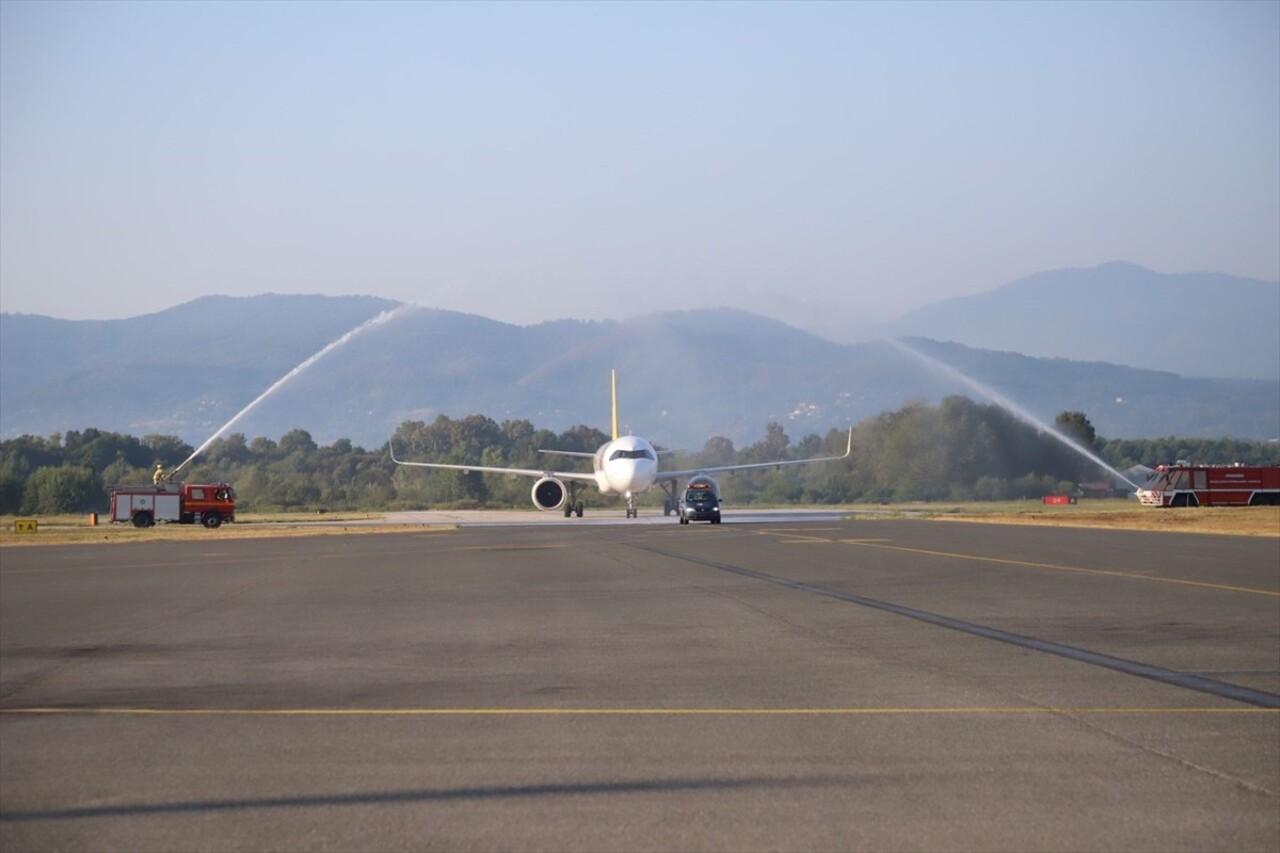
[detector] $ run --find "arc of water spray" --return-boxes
[169,304,417,478]
[884,338,1140,489]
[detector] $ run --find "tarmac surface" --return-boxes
[2,514,1278,851]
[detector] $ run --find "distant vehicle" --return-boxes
[392,370,852,519]
[678,475,722,524]
[1135,465,1280,507]
[110,482,237,528]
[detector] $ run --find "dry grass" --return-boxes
[3,502,1277,547]
[0,514,450,547]
[883,501,1280,537]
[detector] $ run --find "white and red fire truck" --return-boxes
[109,482,237,528]
[1135,465,1280,508]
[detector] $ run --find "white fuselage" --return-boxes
[592,435,659,499]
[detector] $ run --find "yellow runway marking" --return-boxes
[3,707,1276,716]
[773,539,834,544]
[755,530,1278,597]
[452,544,566,552]
[773,536,892,545]
[767,527,845,533]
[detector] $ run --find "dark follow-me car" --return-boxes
[678,476,721,524]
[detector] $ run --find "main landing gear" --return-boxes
[562,481,585,517]
[659,481,678,518]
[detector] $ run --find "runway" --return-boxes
[380,506,863,526]
[2,518,1277,851]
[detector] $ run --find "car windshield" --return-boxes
[685,490,713,502]
[1148,471,1186,491]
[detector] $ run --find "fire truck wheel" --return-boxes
[132,511,153,528]
[202,511,223,529]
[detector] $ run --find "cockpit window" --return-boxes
[609,448,655,461]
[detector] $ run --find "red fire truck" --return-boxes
[110,482,237,528]
[1135,465,1280,507]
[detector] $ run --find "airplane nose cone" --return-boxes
[605,460,655,496]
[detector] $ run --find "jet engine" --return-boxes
[531,477,567,511]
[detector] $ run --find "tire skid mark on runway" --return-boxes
[0,775,855,823]
[753,529,1279,597]
[630,543,1280,710]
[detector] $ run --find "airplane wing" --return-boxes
[389,441,598,483]
[654,428,853,483]
[537,450,596,459]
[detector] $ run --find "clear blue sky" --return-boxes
[2,0,1276,339]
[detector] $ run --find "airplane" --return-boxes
[389,370,853,519]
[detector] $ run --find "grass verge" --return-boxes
[0,513,449,547]
[2,501,1276,546]
[867,500,1280,537]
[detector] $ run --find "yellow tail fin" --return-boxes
[611,369,619,440]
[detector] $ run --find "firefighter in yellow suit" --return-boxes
[153,464,166,485]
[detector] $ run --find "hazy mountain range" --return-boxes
[882,262,1279,381]
[1,264,1277,448]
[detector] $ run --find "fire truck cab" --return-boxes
[1135,465,1280,507]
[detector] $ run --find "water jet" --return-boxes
[169,303,416,478]
[886,338,1140,490]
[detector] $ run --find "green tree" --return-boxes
[206,433,252,465]
[698,436,735,468]
[558,424,609,455]
[0,471,24,514]
[278,428,318,458]
[1054,411,1100,452]
[21,465,104,513]
[142,434,195,466]
[249,436,278,457]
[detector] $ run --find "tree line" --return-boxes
[2,396,1276,514]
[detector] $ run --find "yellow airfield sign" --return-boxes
[14,519,38,534]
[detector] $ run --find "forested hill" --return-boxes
[2,296,1277,447]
